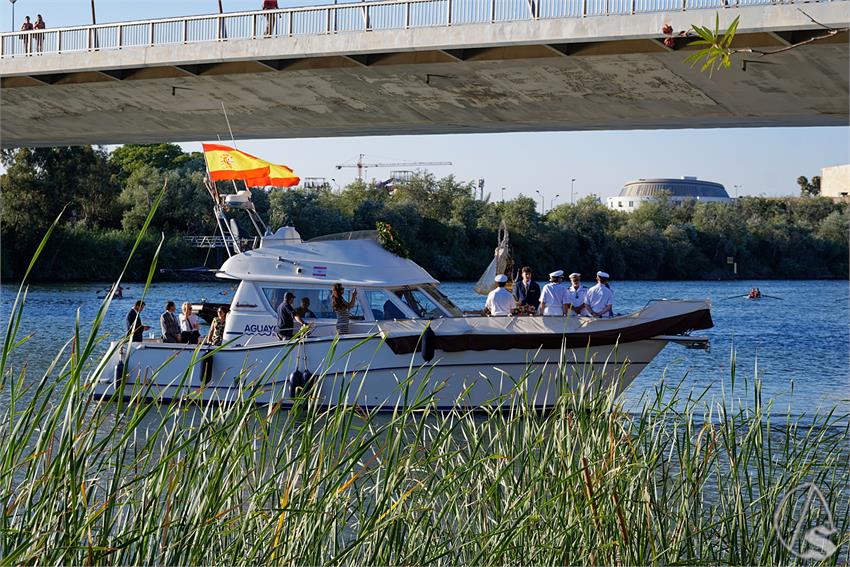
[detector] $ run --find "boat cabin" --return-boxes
[220,227,463,345]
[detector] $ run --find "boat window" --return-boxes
[364,289,409,321]
[394,288,443,319]
[261,287,364,320]
[422,284,463,317]
[261,287,333,319]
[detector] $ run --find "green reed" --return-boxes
[2,315,848,565]
[1,196,848,565]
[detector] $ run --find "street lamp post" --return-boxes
[733,184,741,199]
[501,187,505,202]
[570,178,576,205]
[550,194,559,212]
[9,0,17,34]
[535,190,544,214]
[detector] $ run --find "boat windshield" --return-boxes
[422,284,463,317]
[393,288,445,319]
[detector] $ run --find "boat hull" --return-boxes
[91,335,667,409]
[91,300,711,409]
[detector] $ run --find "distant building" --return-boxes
[820,164,850,199]
[606,177,731,212]
[301,177,331,190]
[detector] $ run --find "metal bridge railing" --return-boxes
[0,0,825,59]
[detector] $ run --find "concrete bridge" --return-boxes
[0,0,847,147]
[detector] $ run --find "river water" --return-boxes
[1,280,848,416]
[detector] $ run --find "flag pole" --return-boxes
[203,148,239,257]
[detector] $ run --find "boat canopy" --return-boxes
[219,229,438,287]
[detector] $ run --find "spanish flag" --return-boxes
[244,163,300,188]
[202,143,300,187]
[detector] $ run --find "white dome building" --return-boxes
[607,177,731,212]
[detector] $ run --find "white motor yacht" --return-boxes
[92,222,713,409]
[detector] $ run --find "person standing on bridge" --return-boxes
[19,16,33,55]
[33,15,46,54]
[262,0,279,37]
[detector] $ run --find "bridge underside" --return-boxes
[1,8,847,147]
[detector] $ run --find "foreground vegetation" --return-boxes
[2,312,849,564]
[2,145,847,282]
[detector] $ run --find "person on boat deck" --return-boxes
[586,271,614,318]
[383,299,405,320]
[539,270,568,316]
[179,302,201,344]
[332,283,358,335]
[295,297,316,320]
[160,301,182,343]
[204,307,228,346]
[513,266,540,313]
[566,272,589,316]
[485,274,516,316]
[126,300,151,342]
[277,292,306,340]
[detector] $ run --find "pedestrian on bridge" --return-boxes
[262,0,279,37]
[19,16,33,55]
[33,15,46,54]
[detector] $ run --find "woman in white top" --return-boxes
[179,302,201,344]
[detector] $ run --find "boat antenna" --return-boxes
[218,102,272,241]
[221,100,237,148]
[220,99,266,209]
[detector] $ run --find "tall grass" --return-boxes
[1,315,848,564]
[1,195,848,565]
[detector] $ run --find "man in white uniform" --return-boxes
[585,271,614,318]
[485,274,516,316]
[539,270,567,316]
[565,272,589,316]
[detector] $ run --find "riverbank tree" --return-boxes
[1,145,847,281]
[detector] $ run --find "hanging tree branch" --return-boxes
[661,9,849,76]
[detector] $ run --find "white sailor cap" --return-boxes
[549,270,564,279]
[569,272,581,279]
[597,271,610,279]
[494,274,508,283]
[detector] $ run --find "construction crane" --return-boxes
[336,154,452,180]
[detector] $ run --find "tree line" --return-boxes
[1,144,847,282]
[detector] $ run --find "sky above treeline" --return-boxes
[8,1,849,203]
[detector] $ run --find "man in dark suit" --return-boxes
[126,300,150,342]
[160,301,182,343]
[513,266,541,313]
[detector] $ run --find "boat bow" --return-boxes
[378,299,712,355]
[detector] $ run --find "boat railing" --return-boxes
[1,0,825,58]
[182,235,257,249]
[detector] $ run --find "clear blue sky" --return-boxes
[8,1,849,203]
